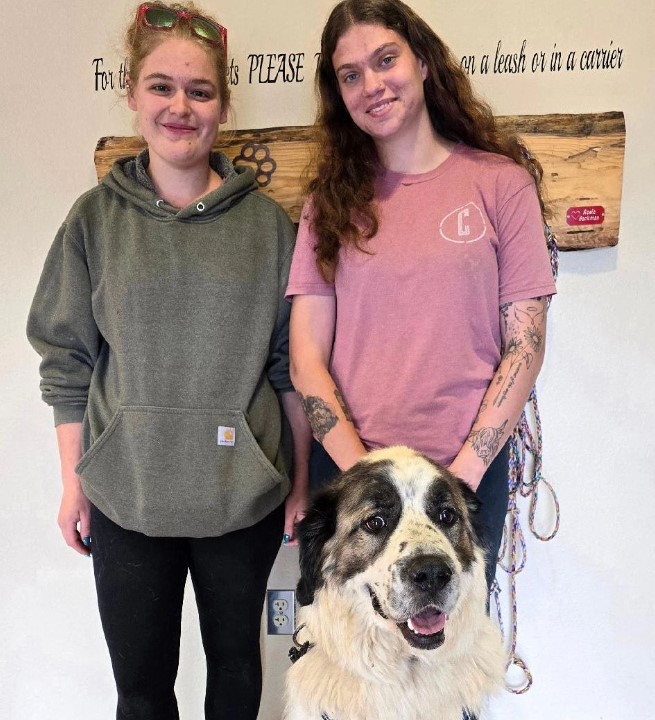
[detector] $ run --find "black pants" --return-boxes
[309,440,510,589]
[90,503,284,720]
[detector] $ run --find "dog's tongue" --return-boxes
[408,607,447,635]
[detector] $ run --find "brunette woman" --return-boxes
[286,0,556,589]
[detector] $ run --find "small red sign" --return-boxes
[566,206,605,226]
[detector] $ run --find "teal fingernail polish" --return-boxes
[83,537,92,547]
[283,534,292,544]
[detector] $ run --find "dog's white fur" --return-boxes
[285,447,505,720]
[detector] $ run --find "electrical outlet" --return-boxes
[266,589,295,635]
[273,614,289,628]
[273,598,289,613]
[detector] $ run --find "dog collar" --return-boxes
[289,627,336,719]
[288,623,315,664]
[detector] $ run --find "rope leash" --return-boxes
[492,385,561,696]
[491,223,560,694]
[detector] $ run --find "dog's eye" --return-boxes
[362,515,386,533]
[439,508,458,526]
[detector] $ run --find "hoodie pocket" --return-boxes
[76,405,286,536]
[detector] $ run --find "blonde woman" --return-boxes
[27,4,310,718]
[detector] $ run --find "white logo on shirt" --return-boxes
[439,202,487,244]
[457,208,471,236]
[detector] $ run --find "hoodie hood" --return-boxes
[103,150,259,222]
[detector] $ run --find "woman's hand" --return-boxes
[447,457,484,492]
[283,486,310,547]
[55,422,91,556]
[58,472,92,556]
[279,390,312,547]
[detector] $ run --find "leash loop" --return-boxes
[497,386,561,695]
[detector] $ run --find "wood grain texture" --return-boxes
[94,111,625,250]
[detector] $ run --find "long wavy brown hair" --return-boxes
[309,0,547,280]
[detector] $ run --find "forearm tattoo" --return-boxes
[493,297,546,408]
[298,392,338,443]
[467,420,508,465]
[334,388,352,422]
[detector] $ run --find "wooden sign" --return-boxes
[496,112,625,250]
[95,111,625,250]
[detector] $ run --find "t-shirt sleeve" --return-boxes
[495,174,557,306]
[285,199,336,300]
[266,208,296,394]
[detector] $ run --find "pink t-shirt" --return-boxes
[286,144,557,466]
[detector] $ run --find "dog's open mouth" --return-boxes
[399,606,447,649]
[369,588,447,650]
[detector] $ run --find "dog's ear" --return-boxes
[296,489,338,606]
[458,480,486,547]
[459,480,481,514]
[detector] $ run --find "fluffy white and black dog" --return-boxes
[285,447,505,720]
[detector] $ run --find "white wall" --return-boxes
[2,1,653,718]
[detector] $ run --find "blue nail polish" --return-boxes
[83,537,92,547]
[283,534,292,544]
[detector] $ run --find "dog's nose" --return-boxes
[406,556,453,593]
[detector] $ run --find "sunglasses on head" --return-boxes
[136,3,228,55]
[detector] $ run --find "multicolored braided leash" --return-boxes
[490,224,560,695]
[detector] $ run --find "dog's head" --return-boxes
[296,447,485,651]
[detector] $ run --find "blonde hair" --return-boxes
[125,2,230,108]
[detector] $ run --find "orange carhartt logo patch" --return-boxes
[218,426,236,446]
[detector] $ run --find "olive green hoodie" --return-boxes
[27,153,295,537]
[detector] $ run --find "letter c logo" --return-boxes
[439,203,487,244]
[457,208,471,237]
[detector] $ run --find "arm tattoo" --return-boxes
[514,300,545,353]
[494,298,546,408]
[499,303,511,324]
[334,388,352,422]
[298,392,338,443]
[523,325,543,353]
[467,419,508,465]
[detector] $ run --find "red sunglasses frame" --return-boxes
[136,4,228,57]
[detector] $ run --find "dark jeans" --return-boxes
[90,503,284,720]
[309,440,510,590]
[475,442,510,589]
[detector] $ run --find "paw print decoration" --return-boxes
[234,142,277,187]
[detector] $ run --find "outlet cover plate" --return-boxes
[266,589,295,635]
